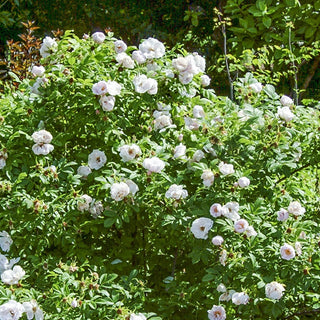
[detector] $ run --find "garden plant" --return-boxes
[0,29,320,319]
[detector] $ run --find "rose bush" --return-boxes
[0,31,320,319]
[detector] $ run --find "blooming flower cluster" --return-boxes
[40,36,57,58]
[31,129,54,155]
[0,233,43,319]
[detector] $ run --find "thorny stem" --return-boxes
[288,26,299,105]
[218,14,234,101]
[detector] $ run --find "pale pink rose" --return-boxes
[277,208,289,221]
[92,32,105,44]
[280,243,295,260]
[207,305,226,320]
[99,95,115,111]
[114,40,127,53]
[234,219,249,233]
[92,81,109,95]
[212,235,224,246]
[210,203,224,218]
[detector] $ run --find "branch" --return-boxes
[284,308,320,319]
[275,162,312,185]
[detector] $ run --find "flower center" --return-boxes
[285,249,292,255]
[200,226,205,231]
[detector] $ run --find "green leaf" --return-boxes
[202,273,215,282]
[262,16,272,28]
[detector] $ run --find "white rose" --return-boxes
[172,56,189,73]
[192,150,205,162]
[0,231,12,252]
[178,72,193,84]
[249,82,263,93]
[201,169,214,187]
[130,313,147,320]
[278,106,294,122]
[139,37,165,59]
[238,177,250,188]
[110,182,130,201]
[200,74,211,87]
[1,265,25,285]
[99,95,116,111]
[77,194,92,212]
[218,162,235,175]
[207,305,226,320]
[223,202,240,221]
[192,52,206,73]
[165,184,188,200]
[92,81,109,96]
[77,166,92,178]
[118,144,141,162]
[165,69,175,78]
[32,130,53,144]
[193,105,205,118]
[245,225,257,237]
[234,219,249,233]
[88,149,107,170]
[173,144,186,159]
[40,36,57,58]
[116,52,135,69]
[232,292,250,305]
[280,95,294,106]
[32,144,54,155]
[190,217,213,239]
[22,300,44,320]
[31,77,48,94]
[265,281,285,300]
[126,180,139,196]
[280,243,295,260]
[0,300,24,320]
[147,62,159,72]
[277,208,289,221]
[0,255,19,274]
[184,117,200,130]
[142,157,165,173]
[106,80,122,96]
[114,40,127,53]
[133,75,158,94]
[132,50,146,64]
[92,32,105,44]
[212,235,224,246]
[89,201,104,219]
[31,65,45,77]
[288,201,305,216]
[154,114,172,130]
[216,283,227,293]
